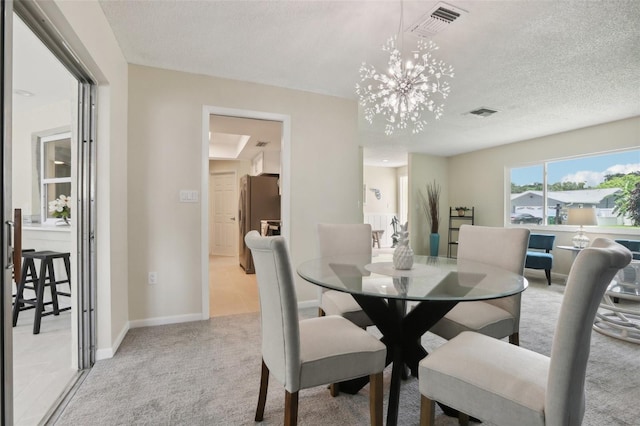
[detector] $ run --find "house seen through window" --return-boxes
[509,150,640,228]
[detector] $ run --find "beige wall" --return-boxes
[128,65,360,320]
[447,116,640,275]
[408,154,449,256]
[50,0,130,358]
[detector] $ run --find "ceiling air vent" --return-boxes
[468,107,498,118]
[255,141,269,147]
[409,2,467,37]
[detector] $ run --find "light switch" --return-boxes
[179,190,199,203]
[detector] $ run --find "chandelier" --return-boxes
[355,4,454,136]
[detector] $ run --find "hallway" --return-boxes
[209,255,259,317]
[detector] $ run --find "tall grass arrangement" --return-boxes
[419,180,440,234]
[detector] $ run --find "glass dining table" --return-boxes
[297,254,528,426]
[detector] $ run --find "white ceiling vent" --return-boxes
[408,2,467,37]
[468,107,498,118]
[256,141,269,147]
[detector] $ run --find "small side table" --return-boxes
[557,245,583,260]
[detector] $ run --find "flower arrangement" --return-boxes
[49,195,71,223]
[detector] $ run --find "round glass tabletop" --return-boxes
[297,254,528,302]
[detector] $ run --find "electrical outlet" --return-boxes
[148,272,157,285]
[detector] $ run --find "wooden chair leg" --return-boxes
[369,372,383,426]
[509,332,519,346]
[545,268,552,285]
[284,390,299,426]
[255,359,269,421]
[459,412,470,425]
[318,307,325,317]
[420,395,435,426]
[329,383,339,397]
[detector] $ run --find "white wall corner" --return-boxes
[95,321,130,361]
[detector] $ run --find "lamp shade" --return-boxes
[567,208,597,226]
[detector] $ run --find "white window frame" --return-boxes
[507,148,640,233]
[40,131,71,224]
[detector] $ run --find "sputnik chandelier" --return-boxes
[355,3,454,136]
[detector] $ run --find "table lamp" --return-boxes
[567,207,597,248]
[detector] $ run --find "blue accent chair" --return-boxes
[525,234,556,285]
[614,239,640,260]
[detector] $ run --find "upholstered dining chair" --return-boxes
[244,231,386,426]
[428,225,530,345]
[418,238,632,426]
[525,233,556,285]
[317,223,374,328]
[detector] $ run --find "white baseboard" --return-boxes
[95,313,202,360]
[129,313,203,329]
[95,321,129,361]
[298,300,318,310]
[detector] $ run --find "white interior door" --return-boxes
[210,172,237,256]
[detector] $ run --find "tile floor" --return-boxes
[209,255,260,317]
[12,307,76,426]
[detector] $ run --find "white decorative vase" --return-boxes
[393,244,414,270]
[393,222,414,270]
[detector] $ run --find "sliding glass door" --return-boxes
[1,0,14,423]
[1,1,97,422]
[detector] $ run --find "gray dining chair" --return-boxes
[428,225,530,345]
[317,223,374,328]
[244,231,386,426]
[418,238,632,426]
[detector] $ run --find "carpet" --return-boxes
[54,277,640,425]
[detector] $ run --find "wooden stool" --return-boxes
[12,251,71,334]
[372,230,384,248]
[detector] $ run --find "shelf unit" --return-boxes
[447,207,475,258]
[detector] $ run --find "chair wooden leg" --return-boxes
[329,383,339,397]
[509,332,520,346]
[369,372,383,426]
[255,359,269,421]
[284,390,299,426]
[545,269,552,285]
[459,412,470,425]
[318,307,325,317]
[420,395,435,426]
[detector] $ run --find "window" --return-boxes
[398,174,408,224]
[40,132,71,222]
[509,150,640,228]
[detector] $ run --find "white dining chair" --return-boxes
[317,223,374,328]
[245,231,386,426]
[428,225,530,345]
[418,238,632,426]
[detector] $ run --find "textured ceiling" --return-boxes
[98,0,640,166]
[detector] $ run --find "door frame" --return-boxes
[200,105,291,318]
[1,0,14,422]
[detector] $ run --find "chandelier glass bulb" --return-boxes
[356,37,454,136]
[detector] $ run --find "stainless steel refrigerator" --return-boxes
[238,175,281,273]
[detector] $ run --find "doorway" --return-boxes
[2,4,97,424]
[201,107,290,318]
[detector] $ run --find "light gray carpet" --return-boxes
[54,276,640,425]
